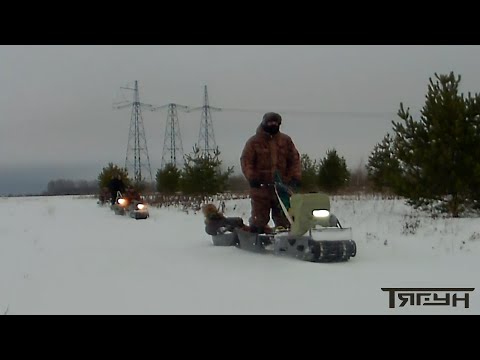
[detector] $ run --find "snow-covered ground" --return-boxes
[0,195,479,314]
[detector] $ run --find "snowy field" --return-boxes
[0,195,479,315]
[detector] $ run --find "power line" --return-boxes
[216,107,397,117]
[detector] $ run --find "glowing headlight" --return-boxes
[137,204,145,210]
[118,198,127,206]
[313,210,330,218]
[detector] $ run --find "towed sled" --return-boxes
[208,190,356,263]
[111,191,150,220]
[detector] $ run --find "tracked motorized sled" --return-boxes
[207,188,356,263]
[111,191,150,220]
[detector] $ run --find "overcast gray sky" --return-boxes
[1,45,480,194]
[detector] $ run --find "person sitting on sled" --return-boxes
[202,203,250,236]
[240,112,301,234]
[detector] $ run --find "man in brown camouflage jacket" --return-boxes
[240,112,302,233]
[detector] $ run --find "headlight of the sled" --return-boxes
[137,204,145,210]
[118,198,127,206]
[312,210,330,218]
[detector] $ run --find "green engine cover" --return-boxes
[289,192,331,236]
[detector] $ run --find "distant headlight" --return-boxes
[137,204,145,210]
[118,198,127,206]
[313,210,330,218]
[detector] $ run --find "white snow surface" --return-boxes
[0,195,479,315]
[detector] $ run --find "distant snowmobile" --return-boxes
[111,191,150,220]
[206,187,356,263]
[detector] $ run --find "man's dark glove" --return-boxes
[249,179,261,188]
[288,178,301,191]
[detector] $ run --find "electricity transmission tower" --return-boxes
[113,80,154,184]
[151,103,189,169]
[190,85,222,157]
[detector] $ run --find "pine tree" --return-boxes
[180,146,234,196]
[97,163,130,190]
[300,153,319,192]
[462,91,480,209]
[390,72,480,216]
[318,149,350,193]
[391,102,429,201]
[156,163,181,194]
[367,133,401,192]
